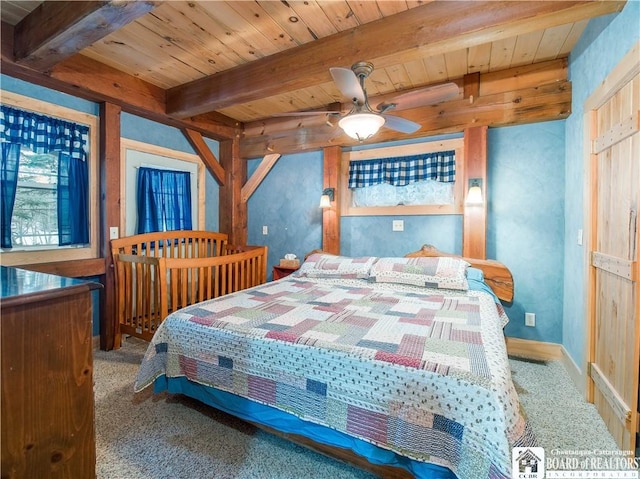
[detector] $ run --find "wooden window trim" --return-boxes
[119,138,206,234]
[0,90,99,267]
[339,138,465,216]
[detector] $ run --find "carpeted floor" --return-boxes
[94,338,625,479]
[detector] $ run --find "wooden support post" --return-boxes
[322,146,341,255]
[99,102,121,350]
[219,138,247,246]
[463,126,488,259]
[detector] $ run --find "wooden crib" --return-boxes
[111,230,268,347]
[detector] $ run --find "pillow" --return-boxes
[369,256,470,290]
[295,253,378,279]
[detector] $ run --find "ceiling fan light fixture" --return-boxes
[338,113,385,141]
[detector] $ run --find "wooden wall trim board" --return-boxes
[505,337,562,362]
[561,345,587,397]
[322,146,341,255]
[462,126,488,259]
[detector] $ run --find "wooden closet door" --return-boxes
[586,44,639,453]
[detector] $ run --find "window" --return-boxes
[340,138,465,216]
[0,91,98,266]
[136,166,192,234]
[121,139,204,236]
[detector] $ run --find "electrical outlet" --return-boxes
[392,220,404,232]
[109,226,119,240]
[262,225,268,235]
[525,312,536,327]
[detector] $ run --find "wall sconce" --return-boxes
[319,188,335,208]
[466,178,483,205]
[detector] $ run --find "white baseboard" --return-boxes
[505,337,562,361]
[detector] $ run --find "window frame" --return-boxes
[340,138,465,216]
[0,90,99,266]
[120,138,205,236]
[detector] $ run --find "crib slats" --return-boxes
[111,231,267,348]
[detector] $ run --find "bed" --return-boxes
[134,246,535,479]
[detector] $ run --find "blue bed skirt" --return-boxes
[155,375,456,479]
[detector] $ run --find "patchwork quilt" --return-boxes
[135,276,535,479]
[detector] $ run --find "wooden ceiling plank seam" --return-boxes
[534,23,576,64]
[287,1,340,40]
[344,1,383,24]
[186,2,267,64]
[558,19,590,58]
[489,37,517,72]
[512,30,544,66]
[467,43,492,74]
[226,2,298,53]
[255,0,317,45]
[403,59,430,89]
[444,49,469,79]
[201,1,289,58]
[135,10,240,77]
[165,1,624,118]
[13,0,158,71]
[86,22,202,87]
[423,54,448,83]
[316,1,361,32]
[376,1,410,17]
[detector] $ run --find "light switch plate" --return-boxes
[109,226,119,240]
[392,220,404,232]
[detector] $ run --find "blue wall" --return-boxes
[488,121,565,342]
[248,123,566,343]
[563,1,640,368]
[0,75,221,336]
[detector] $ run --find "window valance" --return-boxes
[0,105,88,161]
[348,150,455,188]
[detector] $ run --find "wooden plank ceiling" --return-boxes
[0,0,626,157]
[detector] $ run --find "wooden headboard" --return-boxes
[404,244,514,303]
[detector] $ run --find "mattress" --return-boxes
[135,266,535,479]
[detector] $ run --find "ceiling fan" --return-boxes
[276,61,459,142]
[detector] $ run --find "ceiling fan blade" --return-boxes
[381,114,421,134]
[377,82,459,112]
[271,111,339,117]
[330,67,365,104]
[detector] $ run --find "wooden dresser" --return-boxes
[1,266,100,479]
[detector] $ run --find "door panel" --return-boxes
[586,50,639,453]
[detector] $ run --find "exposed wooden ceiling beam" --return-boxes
[167,0,624,119]
[14,1,159,71]
[239,59,571,158]
[1,21,240,141]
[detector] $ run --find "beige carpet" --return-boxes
[94,338,626,479]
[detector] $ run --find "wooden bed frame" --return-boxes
[111,230,268,348]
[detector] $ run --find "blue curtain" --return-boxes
[57,153,89,245]
[1,143,21,248]
[136,167,192,234]
[0,105,90,247]
[348,150,456,188]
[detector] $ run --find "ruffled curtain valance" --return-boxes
[348,150,456,189]
[0,105,88,161]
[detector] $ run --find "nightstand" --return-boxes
[273,265,299,280]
